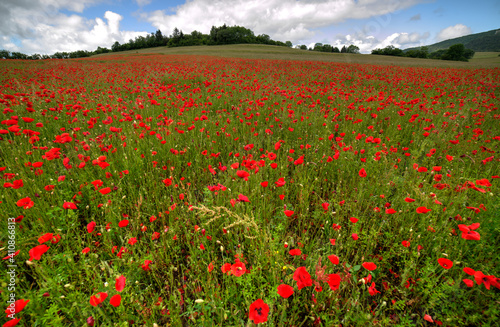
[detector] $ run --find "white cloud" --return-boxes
[142,0,425,43]
[436,24,471,42]
[134,0,152,6]
[0,0,149,54]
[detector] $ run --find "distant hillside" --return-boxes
[404,28,500,53]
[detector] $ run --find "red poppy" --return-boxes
[351,233,359,240]
[3,318,21,327]
[89,292,108,307]
[87,221,96,233]
[63,202,77,210]
[289,249,301,256]
[404,197,415,203]
[118,220,129,228]
[327,273,341,291]
[141,260,152,271]
[38,233,53,244]
[99,187,111,195]
[236,170,250,181]
[328,255,339,265]
[402,240,410,248]
[231,259,246,277]
[321,203,329,212]
[248,299,269,324]
[4,299,29,317]
[260,181,268,187]
[462,279,474,287]
[29,245,49,261]
[437,258,453,269]
[277,284,294,298]
[275,177,286,187]
[293,267,312,290]
[115,275,126,292]
[362,262,377,271]
[284,210,294,217]
[128,238,137,245]
[82,247,90,254]
[368,282,380,295]
[424,314,434,323]
[416,206,431,214]
[44,185,55,191]
[238,194,250,202]
[109,294,121,307]
[349,217,358,224]
[359,168,367,177]
[16,197,34,209]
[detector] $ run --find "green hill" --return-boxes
[405,28,500,52]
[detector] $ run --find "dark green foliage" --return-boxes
[429,44,475,61]
[404,28,500,53]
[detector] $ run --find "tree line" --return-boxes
[371,44,475,61]
[0,24,295,60]
[294,43,360,54]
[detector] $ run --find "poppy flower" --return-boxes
[118,220,129,228]
[128,238,137,245]
[438,258,453,269]
[89,292,108,307]
[109,294,121,307]
[277,284,294,298]
[63,202,77,210]
[402,240,410,248]
[349,217,358,223]
[38,233,53,244]
[238,194,250,203]
[99,187,111,195]
[236,170,250,181]
[293,266,312,290]
[115,275,126,292]
[462,279,474,287]
[359,168,367,177]
[260,181,268,188]
[416,206,431,214]
[289,249,301,256]
[4,299,29,317]
[424,314,434,323]
[327,273,341,291]
[87,221,96,233]
[385,208,397,214]
[231,259,246,277]
[141,260,152,271]
[404,197,415,203]
[29,245,49,261]
[82,247,90,254]
[351,233,359,240]
[248,299,269,324]
[16,197,34,209]
[284,210,294,217]
[321,203,329,212]
[2,318,21,327]
[362,262,377,271]
[328,255,339,265]
[275,177,286,187]
[368,282,380,296]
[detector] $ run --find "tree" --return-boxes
[346,44,360,54]
[313,43,323,51]
[299,45,307,50]
[285,41,292,48]
[340,45,347,53]
[332,47,340,53]
[442,44,469,61]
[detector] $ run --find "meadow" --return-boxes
[0,48,499,326]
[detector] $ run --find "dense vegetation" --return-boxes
[372,44,475,62]
[404,28,500,53]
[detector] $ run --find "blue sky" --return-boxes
[0,0,498,54]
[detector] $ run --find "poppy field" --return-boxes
[0,54,499,326]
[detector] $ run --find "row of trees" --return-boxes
[295,43,360,54]
[111,25,293,52]
[0,24,296,59]
[371,44,475,61]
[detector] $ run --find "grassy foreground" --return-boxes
[0,51,499,326]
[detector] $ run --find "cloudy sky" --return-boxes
[1,0,499,54]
